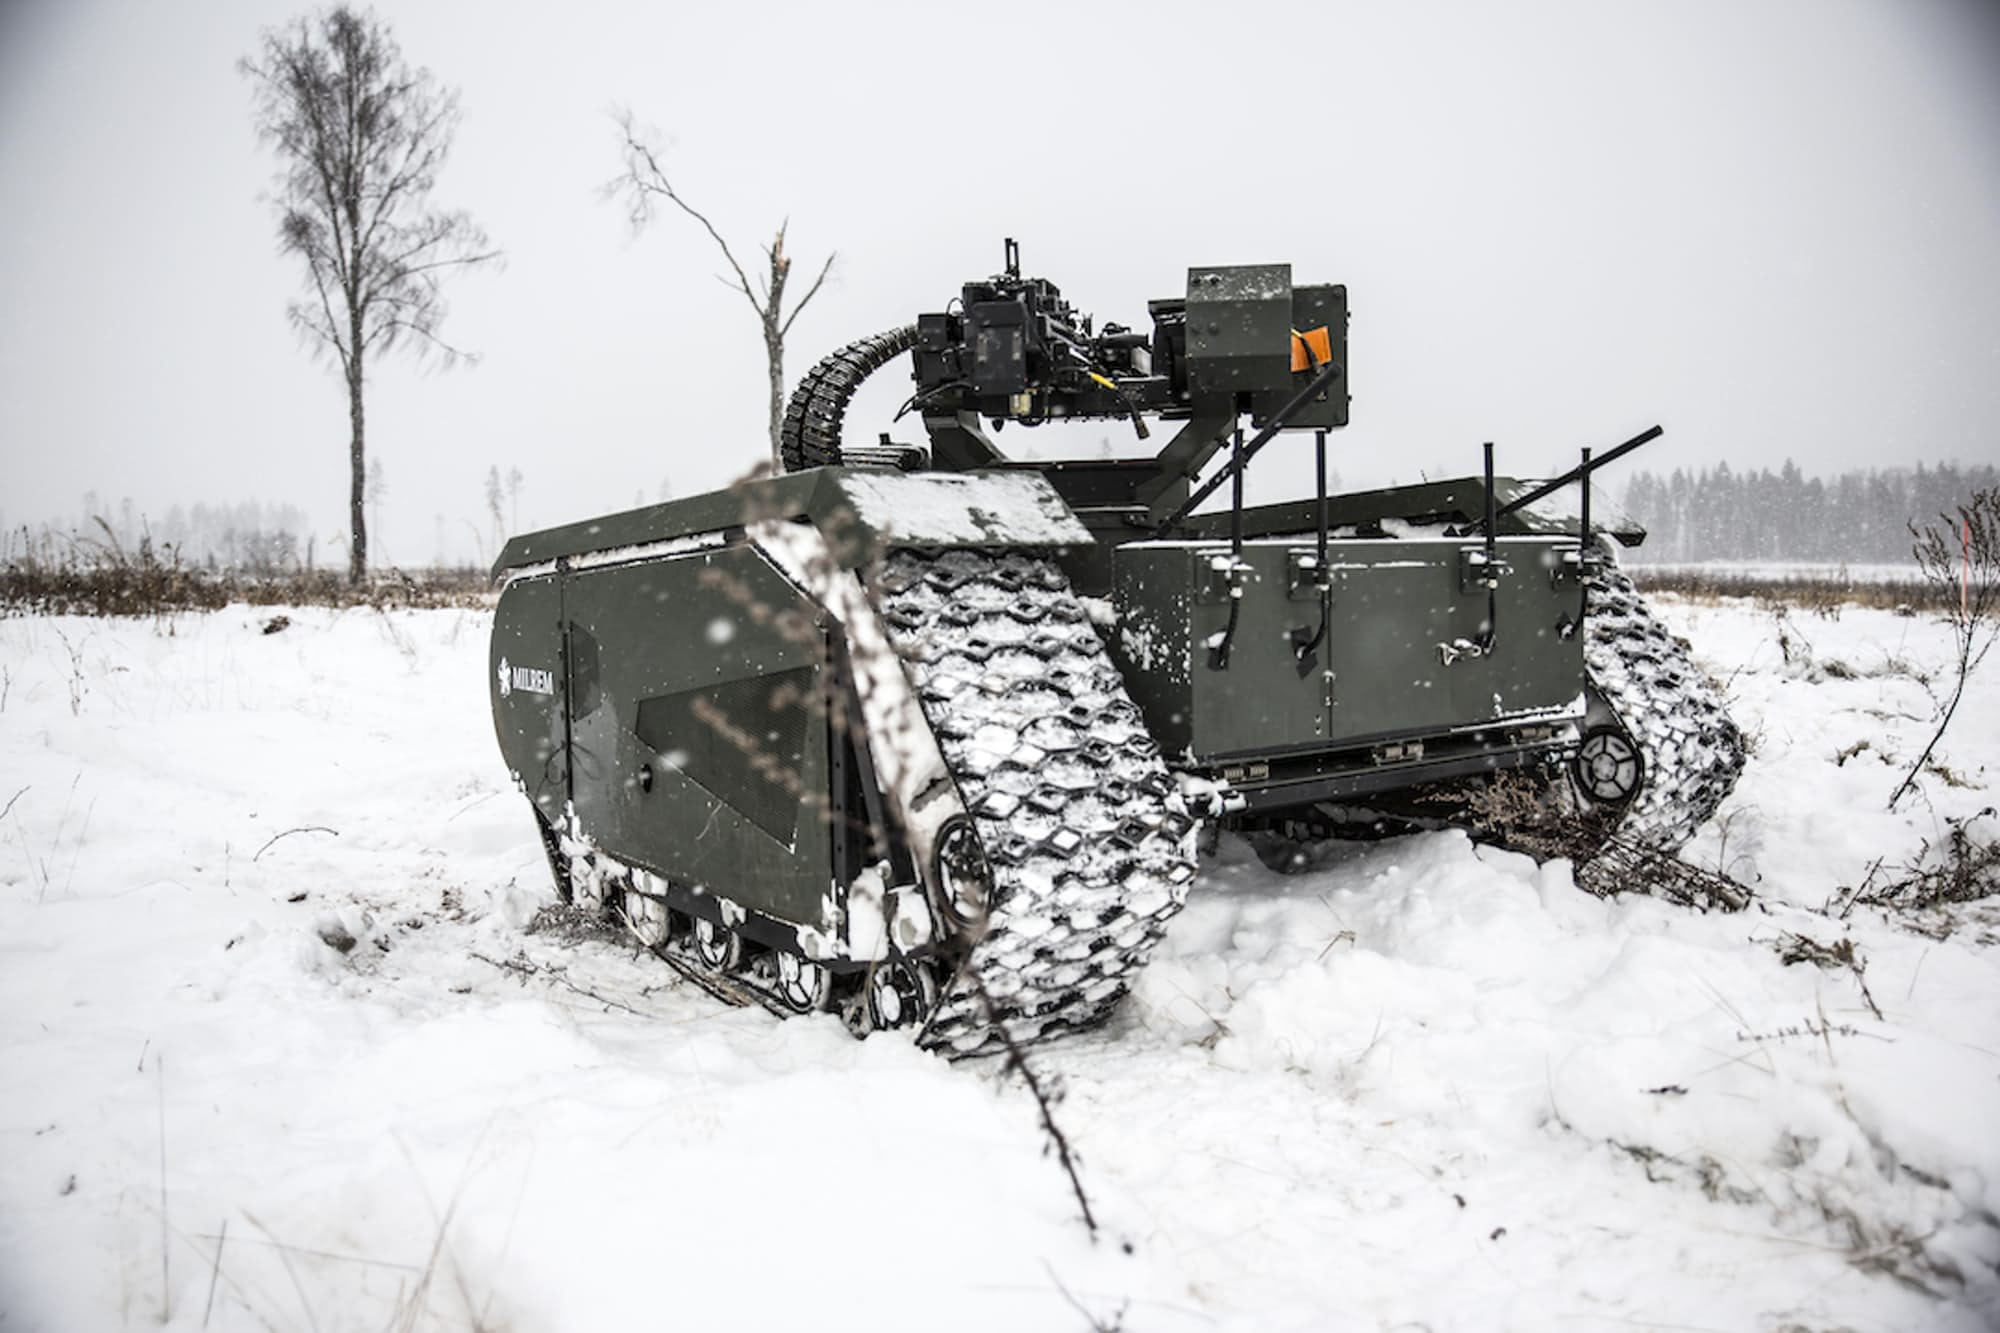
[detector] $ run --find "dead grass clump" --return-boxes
[523,902,627,944]
[1773,930,1883,1020]
[1833,809,2000,933]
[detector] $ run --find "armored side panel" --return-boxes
[559,544,834,929]
[491,575,569,827]
[491,547,836,937]
[1111,536,1584,788]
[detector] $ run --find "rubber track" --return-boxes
[875,548,1199,1056]
[1583,557,1746,851]
[780,326,919,473]
[634,924,797,1019]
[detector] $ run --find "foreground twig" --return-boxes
[253,825,339,861]
[202,1218,228,1329]
[970,976,1098,1239]
[192,1229,422,1272]
[156,1051,170,1324]
[1045,1260,1127,1331]
[244,1211,325,1333]
[469,949,656,1018]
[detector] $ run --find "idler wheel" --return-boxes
[1573,724,1644,806]
[691,916,744,972]
[774,951,832,1014]
[865,957,938,1032]
[933,817,992,928]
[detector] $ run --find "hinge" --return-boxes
[1459,546,1510,594]
[1287,550,1334,601]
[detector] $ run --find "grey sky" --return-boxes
[3,0,1997,565]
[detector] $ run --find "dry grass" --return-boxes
[0,539,491,617]
[1629,565,1941,613]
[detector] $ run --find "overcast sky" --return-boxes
[2,0,1997,565]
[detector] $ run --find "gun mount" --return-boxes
[783,240,1348,529]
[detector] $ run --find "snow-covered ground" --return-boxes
[2,594,1996,1331]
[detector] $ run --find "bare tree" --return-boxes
[612,113,834,469]
[484,464,504,549]
[242,7,499,584]
[1891,487,2000,808]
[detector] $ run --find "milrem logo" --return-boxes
[497,657,555,699]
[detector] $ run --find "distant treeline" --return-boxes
[1617,461,1999,564]
[19,495,318,574]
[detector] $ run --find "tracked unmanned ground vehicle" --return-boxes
[489,244,1744,1053]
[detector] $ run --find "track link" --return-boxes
[635,926,795,1018]
[875,548,1199,1056]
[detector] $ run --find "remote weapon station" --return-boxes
[490,243,1744,1053]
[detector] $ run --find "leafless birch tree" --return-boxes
[612,114,834,469]
[243,7,499,583]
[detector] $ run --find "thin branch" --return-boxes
[243,1212,325,1333]
[780,251,837,339]
[469,949,656,1018]
[615,121,762,320]
[157,1051,170,1324]
[1044,1261,1128,1332]
[201,1218,228,1329]
[970,976,1098,1239]
[194,1230,421,1273]
[253,825,339,861]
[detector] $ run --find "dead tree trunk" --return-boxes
[347,357,367,583]
[761,231,792,463]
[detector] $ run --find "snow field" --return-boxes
[0,595,1996,1331]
